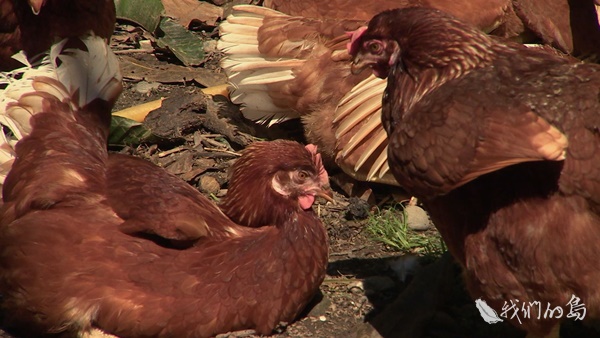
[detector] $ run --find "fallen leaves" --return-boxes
[162,0,223,27]
[115,0,223,66]
[119,55,226,86]
[113,98,165,122]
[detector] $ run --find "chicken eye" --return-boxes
[367,41,382,54]
[298,171,309,180]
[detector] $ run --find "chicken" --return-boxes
[511,0,600,60]
[219,1,600,188]
[262,0,510,30]
[261,0,600,59]
[0,0,116,71]
[218,2,513,187]
[0,0,116,191]
[350,7,600,336]
[0,34,332,338]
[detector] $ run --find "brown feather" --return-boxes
[220,0,600,188]
[219,0,566,186]
[0,36,330,338]
[351,7,600,336]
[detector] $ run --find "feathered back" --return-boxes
[1,34,121,217]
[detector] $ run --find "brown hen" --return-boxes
[0,34,331,338]
[219,1,599,188]
[218,1,512,186]
[351,7,600,336]
[262,0,509,30]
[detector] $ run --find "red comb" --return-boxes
[347,26,368,55]
[305,144,329,185]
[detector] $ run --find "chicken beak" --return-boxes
[28,0,45,15]
[351,55,369,75]
[315,188,335,204]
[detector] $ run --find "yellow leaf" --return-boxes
[112,98,165,122]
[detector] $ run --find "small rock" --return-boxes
[133,81,161,94]
[362,276,396,296]
[345,197,370,220]
[319,315,327,322]
[217,189,228,198]
[203,39,218,53]
[405,205,433,230]
[199,175,221,194]
[347,280,364,294]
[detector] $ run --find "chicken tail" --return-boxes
[0,34,122,221]
[0,52,54,186]
[218,5,306,126]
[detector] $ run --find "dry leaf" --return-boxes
[162,0,223,27]
[113,98,166,122]
[119,55,226,86]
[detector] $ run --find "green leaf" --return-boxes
[109,116,160,146]
[114,0,164,33]
[156,17,205,66]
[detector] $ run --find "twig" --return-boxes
[321,278,363,284]
[157,146,186,158]
[113,48,155,54]
[204,148,241,157]
[200,135,229,149]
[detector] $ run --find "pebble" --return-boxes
[405,205,433,230]
[347,281,364,294]
[199,176,221,194]
[133,81,161,94]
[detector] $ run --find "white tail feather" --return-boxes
[359,129,386,174]
[218,5,302,125]
[0,34,122,190]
